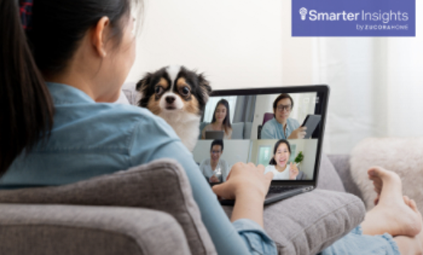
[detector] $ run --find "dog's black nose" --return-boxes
[165,96,175,104]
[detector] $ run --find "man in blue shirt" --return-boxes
[261,94,306,139]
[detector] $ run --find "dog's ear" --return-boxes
[136,73,153,107]
[198,73,212,104]
[136,72,152,93]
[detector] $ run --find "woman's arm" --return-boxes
[226,127,232,139]
[213,163,273,227]
[129,116,277,255]
[201,124,209,139]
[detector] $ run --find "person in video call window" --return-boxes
[201,99,232,139]
[264,139,307,180]
[261,93,307,139]
[200,139,230,183]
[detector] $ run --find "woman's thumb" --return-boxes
[265,172,274,182]
[212,183,225,196]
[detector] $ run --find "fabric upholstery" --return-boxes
[122,82,139,106]
[0,204,189,255]
[222,190,365,255]
[316,154,346,193]
[231,122,245,139]
[243,122,253,139]
[350,137,423,212]
[327,154,363,200]
[0,159,216,255]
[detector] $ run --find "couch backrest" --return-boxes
[0,159,217,255]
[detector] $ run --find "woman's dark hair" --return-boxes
[211,99,232,134]
[210,139,224,151]
[0,0,136,176]
[273,93,294,113]
[269,139,291,165]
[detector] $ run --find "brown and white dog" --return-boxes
[136,65,212,151]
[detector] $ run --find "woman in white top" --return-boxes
[264,139,307,180]
[200,139,229,183]
[201,99,232,139]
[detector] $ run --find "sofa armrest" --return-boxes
[327,154,363,200]
[0,159,216,255]
[0,204,190,255]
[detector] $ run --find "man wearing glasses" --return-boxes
[199,139,230,183]
[261,94,307,139]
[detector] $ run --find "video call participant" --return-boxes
[264,139,307,180]
[261,93,307,139]
[201,99,232,139]
[200,139,230,183]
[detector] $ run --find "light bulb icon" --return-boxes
[299,7,308,21]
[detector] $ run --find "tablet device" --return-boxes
[301,115,321,139]
[205,131,224,139]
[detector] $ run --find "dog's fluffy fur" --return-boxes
[136,65,212,151]
[350,137,423,213]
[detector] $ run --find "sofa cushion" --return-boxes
[316,154,346,193]
[327,154,363,199]
[121,83,139,106]
[0,204,190,255]
[222,189,365,255]
[350,137,423,213]
[0,159,216,255]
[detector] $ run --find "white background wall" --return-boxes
[126,0,283,89]
[127,0,423,154]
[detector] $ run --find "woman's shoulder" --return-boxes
[100,104,175,137]
[202,123,213,130]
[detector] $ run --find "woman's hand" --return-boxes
[288,126,307,139]
[212,162,273,200]
[289,162,299,180]
[212,162,274,227]
[209,175,220,183]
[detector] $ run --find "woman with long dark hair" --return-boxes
[1,1,423,254]
[201,99,233,139]
[0,1,275,254]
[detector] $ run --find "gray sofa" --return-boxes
[0,155,365,255]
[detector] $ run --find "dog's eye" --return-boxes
[180,86,191,97]
[155,86,164,95]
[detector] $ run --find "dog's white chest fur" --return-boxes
[158,110,200,152]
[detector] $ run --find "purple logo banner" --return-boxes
[292,0,415,36]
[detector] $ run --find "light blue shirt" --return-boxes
[1,83,277,255]
[261,117,300,139]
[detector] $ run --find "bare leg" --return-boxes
[361,167,422,237]
[394,197,423,255]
